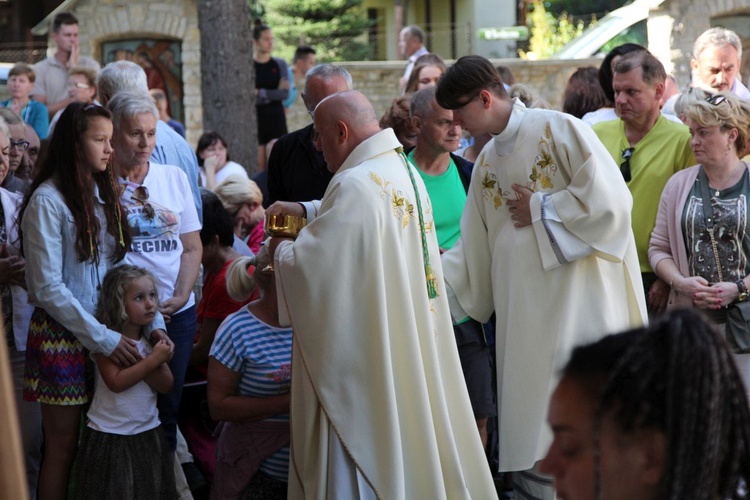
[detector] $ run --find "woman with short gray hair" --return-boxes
[107,90,202,455]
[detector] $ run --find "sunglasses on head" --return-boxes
[706,94,727,106]
[620,147,635,183]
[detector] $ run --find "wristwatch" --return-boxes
[737,279,749,302]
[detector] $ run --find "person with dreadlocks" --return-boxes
[19,102,170,500]
[541,308,750,500]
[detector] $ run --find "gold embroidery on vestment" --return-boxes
[369,171,416,228]
[479,123,559,210]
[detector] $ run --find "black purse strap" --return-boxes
[698,167,714,229]
[697,167,724,282]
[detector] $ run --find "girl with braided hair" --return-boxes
[540,308,750,500]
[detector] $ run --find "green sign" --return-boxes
[478,26,529,41]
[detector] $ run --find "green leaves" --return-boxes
[263,0,375,61]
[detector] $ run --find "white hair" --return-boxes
[693,27,742,60]
[304,64,353,94]
[97,61,149,104]
[106,91,159,131]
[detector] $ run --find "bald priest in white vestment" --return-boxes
[267,90,497,499]
[436,56,648,498]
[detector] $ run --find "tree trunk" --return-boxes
[198,0,257,175]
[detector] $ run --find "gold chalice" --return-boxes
[265,214,307,238]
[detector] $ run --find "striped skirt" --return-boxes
[23,307,91,405]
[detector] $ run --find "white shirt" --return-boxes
[402,46,430,82]
[198,160,248,189]
[87,338,161,435]
[120,163,202,312]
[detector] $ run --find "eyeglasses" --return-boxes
[9,139,29,151]
[620,147,635,183]
[706,94,727,106]
[69,82,90,89]
[132,185,155,220]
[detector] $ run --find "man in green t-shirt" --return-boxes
[593,50,695,315]
[408,87,495,451]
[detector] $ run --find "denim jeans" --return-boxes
[157,305,197,450]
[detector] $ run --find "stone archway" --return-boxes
[72,0,202,145]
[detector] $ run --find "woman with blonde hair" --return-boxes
[215,175,265,255]
[208,246,292,499]
[650,92,750,394]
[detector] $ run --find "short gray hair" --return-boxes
[106,91,158,131]
[402,25,425,43]
[304,64,353,93]
[97,61,149,104]
[0,108,23,126]
[0,116,8,138]
[693,27,742,61]
[410,86,438,119]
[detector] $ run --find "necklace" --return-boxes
[707,162,744,196]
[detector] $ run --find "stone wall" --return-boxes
[71,0,597,147]
[285,57,601,133]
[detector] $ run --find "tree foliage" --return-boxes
[545,0,625,17]
[262,0,374,61]
[519,0,589,60]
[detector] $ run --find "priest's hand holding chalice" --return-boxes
[265,201,308,270]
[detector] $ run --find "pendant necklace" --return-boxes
[710,162,743,197]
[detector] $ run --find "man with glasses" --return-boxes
[593,50,694,314]
[407,87,496,452]
[267,64,352,205]
[435,55,647,499]
[0,108,30,194]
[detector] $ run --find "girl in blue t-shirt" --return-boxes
[208,245,293,500]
